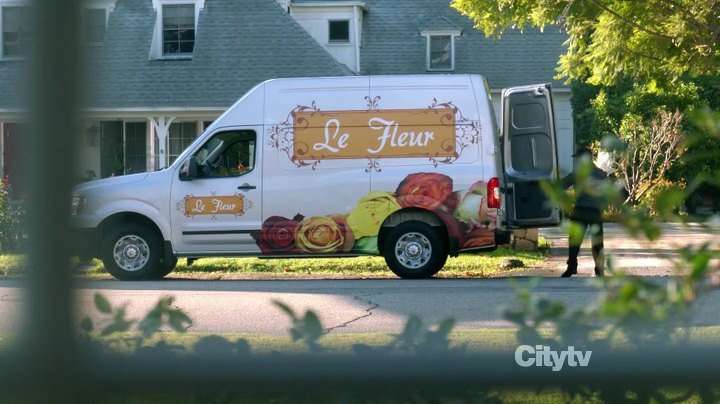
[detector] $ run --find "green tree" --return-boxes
[452,0,720,86]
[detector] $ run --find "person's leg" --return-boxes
[590,221,605,276]
[562,219,587,277]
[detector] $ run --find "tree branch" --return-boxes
[653,0,715,32]
[588,0,674,40]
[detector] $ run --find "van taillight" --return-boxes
[487,177,501,208]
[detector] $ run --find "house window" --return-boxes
[428,35,453,71]
[2,6,30,57]
[83,8,107,45]
[162,3,195,55]
[167,121,198,165]
[124,122,147,175]
[328,20,349,43]
[99,122,148,178]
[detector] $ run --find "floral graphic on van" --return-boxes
[267,98,480,172]
[251,173,496,255]
[296,215,355,254]
[253,215,301,254]
[396,172,455,211]
[346,191,401,238]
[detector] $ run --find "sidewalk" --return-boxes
[521,221,720,278]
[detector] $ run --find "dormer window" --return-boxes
[429,35,451,70]
[162,3,194,54]
[328,20,349,43]
[1,6,30,58]
[150,0,204,59]
[421,29,460,72]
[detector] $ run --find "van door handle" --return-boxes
[237,184,256,191]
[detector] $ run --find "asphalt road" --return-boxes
[1,278,718,335]
[1,222,718,335]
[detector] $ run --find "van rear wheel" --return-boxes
[383,221,447,279]
[101,223,162,280]
[146,256,178,280]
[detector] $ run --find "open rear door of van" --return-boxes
[500,83,561,228]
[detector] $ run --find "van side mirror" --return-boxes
[179,156,198,181]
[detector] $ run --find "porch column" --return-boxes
[150,116,176,169]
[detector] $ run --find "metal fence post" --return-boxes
[21,0,82,401]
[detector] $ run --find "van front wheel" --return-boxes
[101,223,162,280]
[383,221,447,279]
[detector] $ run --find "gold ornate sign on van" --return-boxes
[183,195,246,217]
[292,108,456,161]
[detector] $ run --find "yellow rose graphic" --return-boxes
[347,191,402,238]
[296,215,354,253]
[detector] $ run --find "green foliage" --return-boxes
[0,184,23,252]
[353,315,462,356]
[637,179,684,218]
[505,239,714,350]
[586,81,701,145]
[273,300,325,352]
[452,0,720,86]
[570,80,602,147]
[81,292,192,349]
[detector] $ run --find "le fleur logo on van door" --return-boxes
[180,193,253,219]
[267,97,481,172]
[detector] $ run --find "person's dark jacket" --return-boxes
[562,165,609,220]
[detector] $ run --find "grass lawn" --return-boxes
[0,245,548,279]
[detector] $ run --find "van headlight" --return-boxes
[71,195,86,216]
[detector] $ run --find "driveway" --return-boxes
[530,221,720,278]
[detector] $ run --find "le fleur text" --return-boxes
[313,117,436,154]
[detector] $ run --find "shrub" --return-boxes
[636,178,682,217]
[0,180,24,252]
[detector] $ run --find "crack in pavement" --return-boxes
[324,292,382,334]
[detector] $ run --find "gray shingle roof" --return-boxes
[85,0,353,109]
[420,16,462,32]
[359,0,568,89]
[0,0,569,111]
[0,61,26,110]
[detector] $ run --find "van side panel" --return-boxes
[259,77,372,254]
[250,75,497,256]
[368,75,497,253]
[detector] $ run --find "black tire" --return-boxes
[146,256,178,280]
[383,221,447,279]
[100,223,163,280]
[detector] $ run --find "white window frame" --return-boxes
[421,29,461,72]
[150,0,204,59]
[0,2,30,60]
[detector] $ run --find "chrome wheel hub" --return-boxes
[113,235,150,272]
[395,232,432,269]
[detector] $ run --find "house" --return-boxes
[0,0,573,193]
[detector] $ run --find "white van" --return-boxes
[71,75,560,280]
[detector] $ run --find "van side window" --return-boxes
[193,130,256,178]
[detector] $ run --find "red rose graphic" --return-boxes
[463,227,495,249]
[253,215,301,254]
[396,173,454,211]
[436,210,466,249]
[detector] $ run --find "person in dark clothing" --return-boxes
[561,147,609,277]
